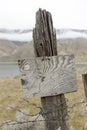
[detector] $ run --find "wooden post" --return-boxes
[82,74,87,100]
[33,8,70,130]
[82,74,87,116]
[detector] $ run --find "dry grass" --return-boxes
[0,77,40,130]
[65,72,87,130]
[0,78,22,124]
[0,72,87,130]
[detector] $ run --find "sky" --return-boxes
[0,0,87,30]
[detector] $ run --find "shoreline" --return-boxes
[0,62,17,64]
[0,76,20,80]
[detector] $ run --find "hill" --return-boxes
[0,39,17,56]
[0,39,34,62]
[57,38,87,62]
[0,28,87,62]
[0,38,87,62]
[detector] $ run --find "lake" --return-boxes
[0,63,87,78]
[0,63,20,78]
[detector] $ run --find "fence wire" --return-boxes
[0,73,87,130]
[0,97,87,129]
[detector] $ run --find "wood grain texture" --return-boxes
[18,8,71,130]
[33,8,70,130]
[18,55,77,98]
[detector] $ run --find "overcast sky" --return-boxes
[0,0,87,30]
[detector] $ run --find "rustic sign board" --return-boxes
[18,54,77,98]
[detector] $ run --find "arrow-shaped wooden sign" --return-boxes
[18,54,77,98]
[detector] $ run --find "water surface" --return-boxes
[0,63,20,78]
[0,62,87,78]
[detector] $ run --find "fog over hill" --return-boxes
[0,28,32,42]
[0,28,87,62]
[0,28,87,41]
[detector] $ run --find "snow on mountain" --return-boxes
[0,28,87,41]
[57,30,87,39]
[0,32,32,42]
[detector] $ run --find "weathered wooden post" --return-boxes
[18,8,77,130]
[82,74,87,115]
[33,9,69,130]
[82,74,87,100]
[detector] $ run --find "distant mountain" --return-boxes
[0,28,87,42]
[56,29,87,39]
[56,29,87,34]
[0,28,32,34]
[57,38,87,62]
[0,38,87,63]
[0,39,17,57]
[0,39,34,62]
[0,28,87,62]
[0,28,32,42]
[12,41,29,46]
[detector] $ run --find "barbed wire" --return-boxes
[0,97,87,129]
[68,100,86,109]
[1,115,69,129]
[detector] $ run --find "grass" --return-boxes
[0,77,41,130]
[0,71,87,130]
[65,72,87,129]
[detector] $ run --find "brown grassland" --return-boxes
[0,71,87,130]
